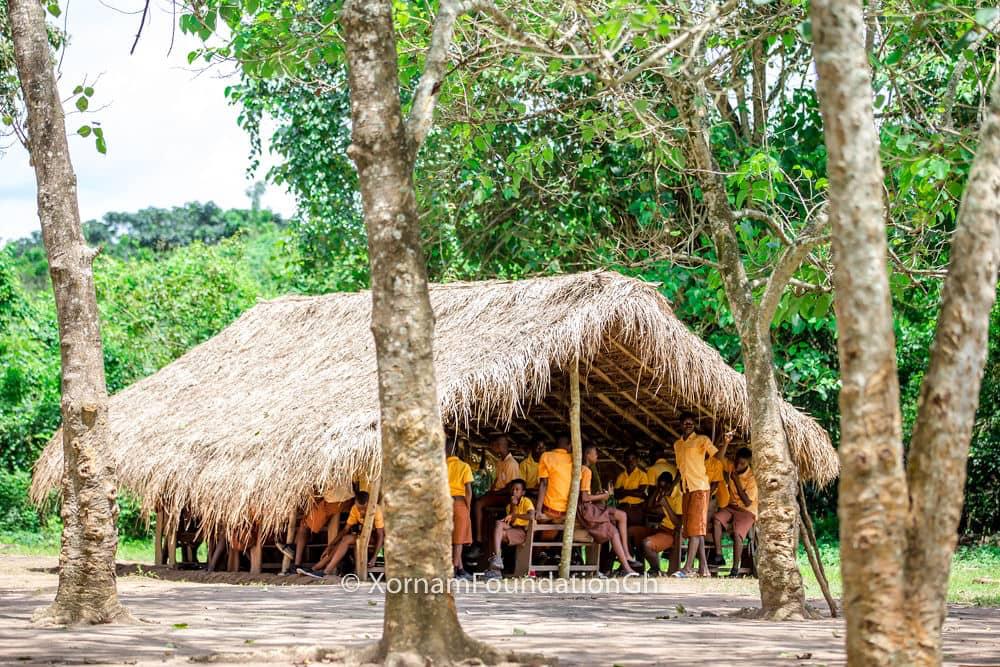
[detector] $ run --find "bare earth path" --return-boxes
[1,556,997,666]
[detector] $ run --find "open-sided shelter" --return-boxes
[32,270,837,561]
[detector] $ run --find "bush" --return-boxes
[0,469,42,532]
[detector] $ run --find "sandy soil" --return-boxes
[1,556,998,666]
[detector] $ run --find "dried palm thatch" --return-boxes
[32,270,836,540]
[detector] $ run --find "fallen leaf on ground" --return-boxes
[513,628,527,636]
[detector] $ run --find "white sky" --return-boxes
[0,0,296,244]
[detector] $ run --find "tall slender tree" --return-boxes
[7,0,129,625]
[811,0,1000,663]
[339,0,507,662]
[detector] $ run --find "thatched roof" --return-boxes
[32,270,837,539]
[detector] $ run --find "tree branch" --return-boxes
[406,0,480,151]
[758,208,829,330]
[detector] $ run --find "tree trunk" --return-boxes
[743,339,809,620]
[340,1,498,663]
[674,83,809,620]
[559,359,583,578]
[811,0,909,663]
[7,0,129,626]
[902,79,1000,665]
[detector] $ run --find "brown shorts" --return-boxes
[682,490,709,538]
[452,497,472,545]
[500,526,527,546]
[305,499,351,534]
[714,506,756,540]
[645,529,675,553]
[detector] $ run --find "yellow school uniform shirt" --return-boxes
[538,448,592,512]
[727,464,759,517]
[519,455,540,489]
[659,485,684,530]
[346,504,384,529]
[493,453,521,491]
[674,433,718,492]
[446,455,473,497]
[646,458,678,486]
[615,467,648,504]
[704,456,730,508]
[506,496,535,527]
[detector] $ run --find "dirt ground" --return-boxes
[1,556,998,666]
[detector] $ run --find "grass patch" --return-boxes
[797,541,1000,606]
[1,529,154,563]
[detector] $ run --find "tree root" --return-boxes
[31,601,138,627]
[732,602,823,621]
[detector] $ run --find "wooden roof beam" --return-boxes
[594,393,668,446]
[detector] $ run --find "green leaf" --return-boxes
[1,115,13,126]
[95,136,107,154]
[77,125,91,137]
[84,87,94,97]
[47,2,61,17]
[72,85,83,95]
[244,0,259,12]
[172,623,188,630]
[884,49,903,66]
[75,96,89,112]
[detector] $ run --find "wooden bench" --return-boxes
[513,516,600,576]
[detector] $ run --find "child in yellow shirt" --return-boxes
[487,479,535,573]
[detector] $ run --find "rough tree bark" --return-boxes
[902,80,1000,665]
[812,1,1000,664]
[340,0,504,663]
[675,84,819,621]
[7,0,129,626]
[811,1,909,662]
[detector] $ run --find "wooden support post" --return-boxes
[166,517,177,568]
[595,393,668,445]
[560,358,583,579]
[153,510,164,566]
[226,542,239,572]
[249,532,264,574]
[281,510,297,574]
[356,476,382,579]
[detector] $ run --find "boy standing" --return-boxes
[446,440,474,580]
[672,413,716,577]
